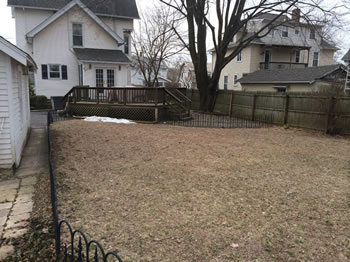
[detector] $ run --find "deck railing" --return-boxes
[65,87,189,106]
[259,62,308,70]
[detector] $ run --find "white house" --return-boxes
[8,0,139,98]
[0,36,36,168]
[131,58,169,87]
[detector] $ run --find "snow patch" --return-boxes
[84,116,135,124]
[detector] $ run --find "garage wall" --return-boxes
[0,52,14,167]
[0,51,31,168]
[11,59,31,167]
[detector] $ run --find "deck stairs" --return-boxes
[164,88,192,121]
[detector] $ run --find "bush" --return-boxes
[30,95,50,109]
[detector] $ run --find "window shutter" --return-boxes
[61,65,68,80]
[41,65,48,79]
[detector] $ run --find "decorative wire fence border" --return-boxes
[47,111,123,262]
[167,111,273,128]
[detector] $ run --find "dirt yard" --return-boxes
[51,120,350,262]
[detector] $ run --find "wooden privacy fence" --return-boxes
[187,90,350,135]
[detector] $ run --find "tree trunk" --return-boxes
[198,79,217,112]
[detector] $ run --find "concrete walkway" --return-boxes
[0,112,48,259]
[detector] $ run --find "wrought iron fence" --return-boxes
[168,111,272,128]
[47,111,123,261]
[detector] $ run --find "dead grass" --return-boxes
[51,120,350,262]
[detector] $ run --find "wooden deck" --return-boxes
[65,87,191,122]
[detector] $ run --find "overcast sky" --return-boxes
[0,0,349,60]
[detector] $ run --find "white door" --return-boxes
[95,68,115,87]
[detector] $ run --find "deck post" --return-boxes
[155,107,159,122]
[123,89,127,105]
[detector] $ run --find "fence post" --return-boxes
[251,94,257,121]
[326,96,335,134]
[229,92,233,117]
[283,94,289,125]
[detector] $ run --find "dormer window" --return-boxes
[282,26,288,37]
[73,23,83,46]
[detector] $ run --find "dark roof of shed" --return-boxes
[8,0,139,19]
[74,48,131,63]
[342,49,350,62]
[238,64,344,84]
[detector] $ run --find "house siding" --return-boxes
[0,52,13,167]
[32,6,122,97]
[0,52,30,168]
[14,5,132,98]
[11,59,30,166]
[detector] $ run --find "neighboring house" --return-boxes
[131,57,169,87]
[211,9,338,91]
[8,0,139,98]
[343,49,350,92]
[179,62,196,89]
[0,36,36,168]
[238,64,346,93]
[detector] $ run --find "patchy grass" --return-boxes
[51,120,350,262]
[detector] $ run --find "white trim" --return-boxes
[48,64,62,80]
[0,37,27,65]
[78,60,131,65]
[26,0,124,45]
[9,5,140,20]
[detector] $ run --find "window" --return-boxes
[312,52,319,67]
[282,26,289,37]
[295,50,300,63]
[124,34,129,54]
[49,65,60,79]
[73,23,83,46]
[268,25,275,36]
[223,76,228,90]
[295,27,299,34]
[107,69,115,87]
[276,87,287,93]
[233,74,238,86]
[41,64,68,80]
[310,29,316,40]
[237,51,242,62]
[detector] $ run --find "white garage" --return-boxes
[0,36,36,168]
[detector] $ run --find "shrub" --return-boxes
[30,95,50,109]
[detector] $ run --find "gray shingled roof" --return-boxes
[74,48,131,63]
[8,0,139,19]
[238,64,343,84]
[342,49,350,62]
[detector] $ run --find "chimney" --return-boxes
[292,8,301,22]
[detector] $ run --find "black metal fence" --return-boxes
[168,111,272,128]
[47,111,123,261]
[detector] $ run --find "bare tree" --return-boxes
[159,0,349,111]
[132,5,185,87]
